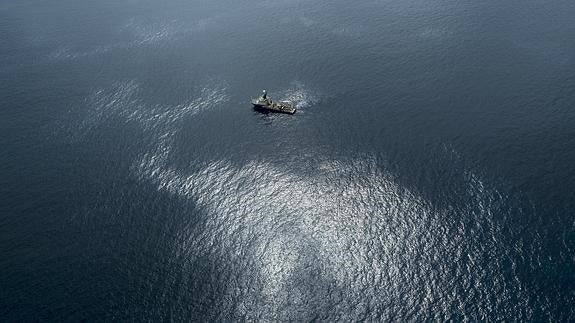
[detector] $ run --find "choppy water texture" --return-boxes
[1,0,575,321]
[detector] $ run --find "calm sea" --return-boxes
[1,0,574,320]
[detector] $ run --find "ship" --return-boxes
[251,90,296,114]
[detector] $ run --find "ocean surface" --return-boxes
[1,0,574,321]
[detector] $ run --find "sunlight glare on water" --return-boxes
[1,0,574,321]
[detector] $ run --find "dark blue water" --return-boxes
[1,0,574,321]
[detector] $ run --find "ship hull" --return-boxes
[252,103,296,115]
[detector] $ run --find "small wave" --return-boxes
[48,43,121,61]
[120,18,180,46]
[73,80,141,137]
[331,24,368,38]
[418,26,452,40]
[58,78,227,145]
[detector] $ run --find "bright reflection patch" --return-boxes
[70,78,526,320]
